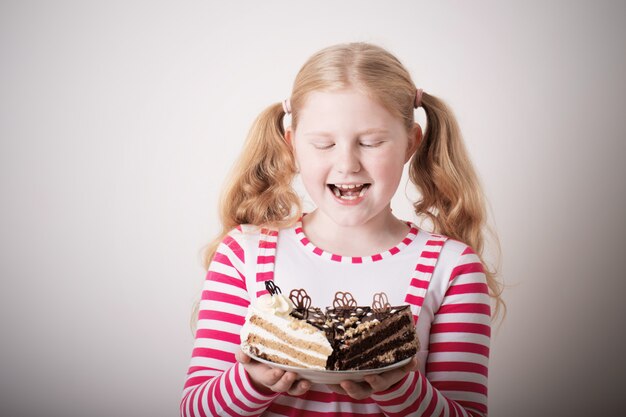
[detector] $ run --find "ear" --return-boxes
[405,123,422,162]
[284,127,300,173]
[284,126,294,149]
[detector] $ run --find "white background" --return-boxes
[1,1,625,416]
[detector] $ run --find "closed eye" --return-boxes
[360,141,384,148]
[313,143,334,150]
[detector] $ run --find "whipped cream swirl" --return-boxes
[256,293,294,318]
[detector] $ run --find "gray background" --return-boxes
[1,1,625,416]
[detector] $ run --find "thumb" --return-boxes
[405,356,419,372]
[235,349,251,364]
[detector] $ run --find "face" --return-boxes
[286,89,420,228]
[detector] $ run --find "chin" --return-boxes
[321,208,383,228]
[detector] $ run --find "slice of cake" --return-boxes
[240,282,333,370]
[326,292,419,370]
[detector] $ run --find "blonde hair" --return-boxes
[194,42,504,326]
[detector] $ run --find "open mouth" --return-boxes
[327,183,371,200]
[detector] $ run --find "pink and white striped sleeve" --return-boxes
[372,245,491,416]
[180,227,279,417]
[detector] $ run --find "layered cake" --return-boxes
[240,282,333,370]
[241,283,420,371]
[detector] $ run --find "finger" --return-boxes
[267,371,298,393]
[404,356,419,372]
[364,357,418,392]
[327,384,348,395]
[364,368,408,392]
[340,380,372,400]
[235,349,251,364]
[363,373,385,392]
[364,372,407,393]
[261,368,286,387]
[287,379,311,396]
[243,365,283,389]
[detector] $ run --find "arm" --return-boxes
[180,228,279,417]
[371,245,490,416]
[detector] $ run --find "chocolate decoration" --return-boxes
[372,292,391,314]
[264,280,281,295]
[333,291,357,309]
[289,288,312,310]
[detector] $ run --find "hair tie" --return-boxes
[282,99,292,115]
[414,89,424,109]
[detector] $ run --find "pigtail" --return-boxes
[411,93,505,320]
[202,103,302,270]
[191,103,302,331]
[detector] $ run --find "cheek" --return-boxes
[297,158,328,188]
[299,158,322,174]
[368,153,405,183]
[294,145,320,171]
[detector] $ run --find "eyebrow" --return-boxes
[303,128,390,137]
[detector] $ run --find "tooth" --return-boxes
[332,186,341,197]
[348,184,355,189]
[359,186,368,197]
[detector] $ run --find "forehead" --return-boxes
[296,89,402,135]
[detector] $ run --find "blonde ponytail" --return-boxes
[191,103,302,330]
[201,103,302,270]
[411,93,505,320]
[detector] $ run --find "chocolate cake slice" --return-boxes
[324,292,420,370]
[327,304,419,370]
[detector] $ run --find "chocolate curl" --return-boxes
[372,292,391,314]
[333,291,357,309]
[264,280,281,295]
[289,289,311,310]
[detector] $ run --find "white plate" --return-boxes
[248,354,412,384]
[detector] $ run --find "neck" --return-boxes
[301,208,409,257]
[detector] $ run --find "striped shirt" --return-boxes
[181,220,491,416]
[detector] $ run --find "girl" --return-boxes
[181,42,503,416]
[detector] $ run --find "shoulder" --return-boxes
[220,224,261,253]
[226,223,299,243]
[414,227,468,258]
[219,223,289,257]
[415,227,479,261]
[441,239,486,289]
[417,228,485,284]
[223,224,282,242]
[442,238,479,263]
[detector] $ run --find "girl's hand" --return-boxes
[235,349,312,396]
[328,356,419,400]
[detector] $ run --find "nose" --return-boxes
[335,145,361,174]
